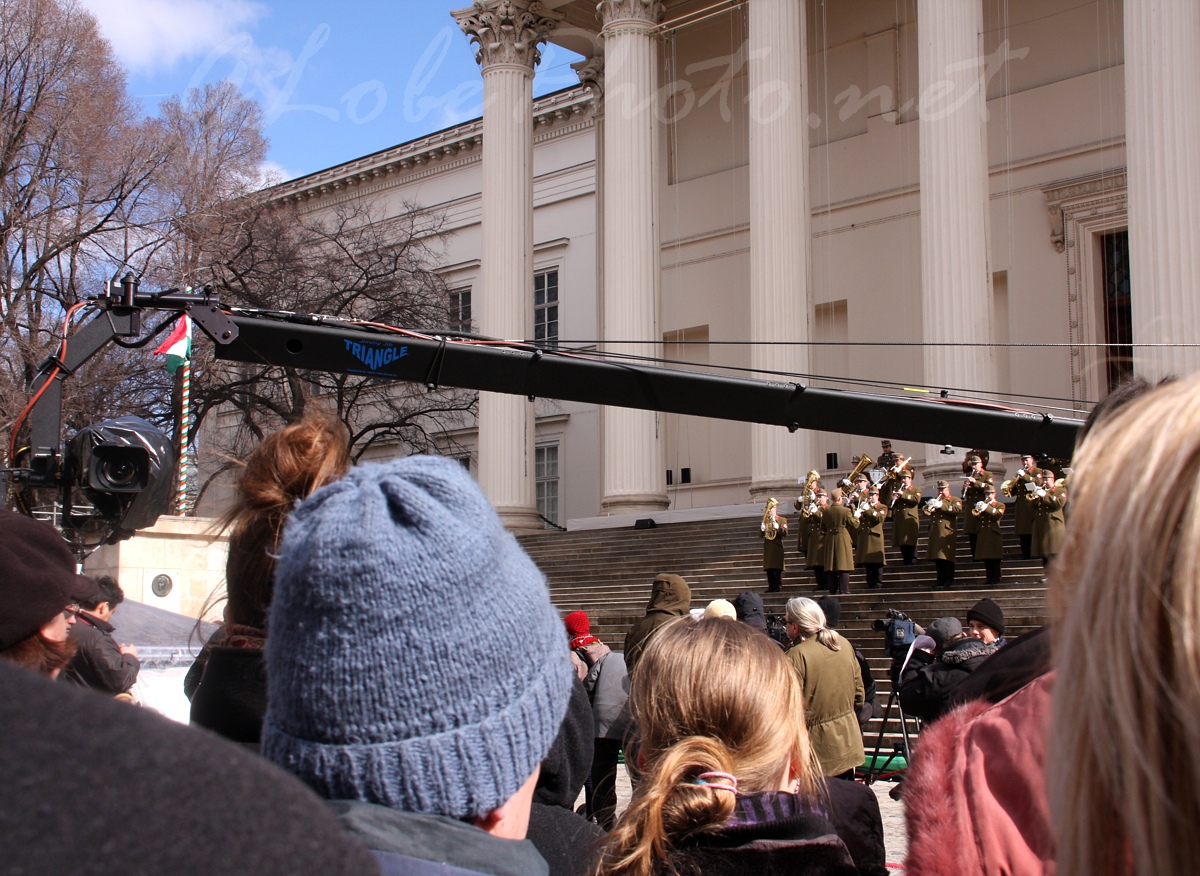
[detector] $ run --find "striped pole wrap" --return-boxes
[176,358,191,515]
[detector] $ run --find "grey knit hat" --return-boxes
[927,616,963,648]
[261,455,572,820]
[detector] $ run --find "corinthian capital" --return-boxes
[572,54,604,102]
[597,0,665,31]
[453,0,563,71]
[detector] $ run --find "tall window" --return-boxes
[449,287,471,333]
[1101,231,1133,391]
[534,269,559,349]
[536,443,559,526]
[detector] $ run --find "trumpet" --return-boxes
[761,497,782,540]
[922,498,944,516]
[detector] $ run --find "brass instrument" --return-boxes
[885,455,912,481]
[761,497,782,540]
[799,469,820,516]
[841,453,873,490]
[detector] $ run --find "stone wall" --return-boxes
[84,516,228,623]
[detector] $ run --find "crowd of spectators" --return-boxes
[5,373,1196,875]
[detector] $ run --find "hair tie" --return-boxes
[693,772,738,794]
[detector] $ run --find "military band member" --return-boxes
[848,473,871,510]
[973,483,1006,584]
[961,449,991,474]
[821,488,856,595]
[1031,468,1068,570]
[877,440,900,505]
[760,498,789,593]
[890,468,922,565]
[805,490,829,590]
[794,476,822,558]
[854,484,888,589]
[1003,454,1041,559]
[961,454,993,558]
[924,480,963,589]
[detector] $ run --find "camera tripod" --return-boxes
[863,688,917,786]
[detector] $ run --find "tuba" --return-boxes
[762,497,781,540]
[842,453,873,496]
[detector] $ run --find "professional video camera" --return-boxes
[62,417,176,543]
[766,613,791,648]
[871,608,917,659]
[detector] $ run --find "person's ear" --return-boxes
[472,765,539,840]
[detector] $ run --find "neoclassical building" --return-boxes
[267,0,1200,530]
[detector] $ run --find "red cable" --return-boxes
[7,302,90,465]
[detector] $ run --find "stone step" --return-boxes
[520,513,1045,756]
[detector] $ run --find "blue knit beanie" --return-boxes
[261,455,572,820]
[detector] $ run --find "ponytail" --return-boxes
[785,597,841,651]
[221,409,349,628]
[595,736,737,876]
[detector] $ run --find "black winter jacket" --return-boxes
[897,637,1001,723]
[655,791,857,876]
[62,611,139,694]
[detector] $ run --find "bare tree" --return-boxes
[188,198,478,505]
[0,0,474,517]
[0,0,176,452]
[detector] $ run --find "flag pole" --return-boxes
[176,356,191,515]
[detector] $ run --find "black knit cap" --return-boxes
[0,510,98,651]
[967,598,1006,636]
[817,595,842,629]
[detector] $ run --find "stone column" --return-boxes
[748,0,815,503]
[598,0,668,515]
[1125,1,1200,378]
[454,1,561,530]
[917,0,993,469]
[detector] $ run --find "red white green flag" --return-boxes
[153,314,192,374]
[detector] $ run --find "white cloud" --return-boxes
[81,0,269,74]
[255,159,293,186]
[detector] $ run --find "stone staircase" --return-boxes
[518,508,1047,762]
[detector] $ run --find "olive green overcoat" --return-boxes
[785,635,865,777]
[854,503,888,565]
[821,504,857,572]
[925,497,962,562]
[891,488,922,547]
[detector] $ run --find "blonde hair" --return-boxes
[702,599,736,620]
[1048,374,1200,875]
[594,618,817,876]
[785,597,840,651]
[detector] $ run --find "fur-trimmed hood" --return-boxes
[940,638,1002,667]
[904,673,1057,875]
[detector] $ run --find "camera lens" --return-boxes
[100,457,139,489]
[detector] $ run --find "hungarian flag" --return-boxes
[153,314,192,375]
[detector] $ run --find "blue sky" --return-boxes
[81,0,584,182]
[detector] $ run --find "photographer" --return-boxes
[897,617,1002,724]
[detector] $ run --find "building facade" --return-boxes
[267,0,1200,529]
